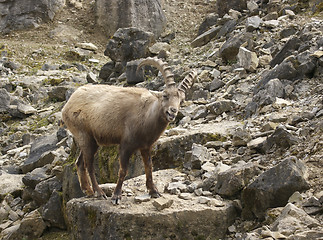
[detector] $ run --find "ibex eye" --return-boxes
[163,94,169,100]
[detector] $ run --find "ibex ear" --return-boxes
[178,70,197,99]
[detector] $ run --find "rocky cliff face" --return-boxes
[0,0,322,239]
[0,0,66,34]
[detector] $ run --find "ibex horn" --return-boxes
[137,57,175,87]
[178,70,197,92]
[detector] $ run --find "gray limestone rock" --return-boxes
[126,59,145,84]
[0,88,10,113]
[245,16,262,32]
[66,170,237,240]
[21,134,59,174]
[270,37,302,67]
[254,62,298,94]
[214,162,261,197]
[216,0,247,17]
[62,164,85,203]
[104,27,155,63]
[22,166,51,189]
[42,190,66,229]
[32,176,62,206]
[237,47,259,72]
[207,99,237,116]
[219,32,253,62]
[271,203,321,237]
[0,210,46,240]
[0,171,24,199]
[242,157,310,220]
[0,0,65,33]
[232,128,251,147]
[191,26,221,48]
[197,13,219,35]
[263,125,299,152]
[95,0,166,38]
[253,78,284,108]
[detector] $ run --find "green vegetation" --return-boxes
[39,230,70,240]
[42,77,66,86]
[206,133,227,142]
[86,208,97,229]
[97,146,120,183]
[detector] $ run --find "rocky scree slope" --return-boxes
[0,0,323,239]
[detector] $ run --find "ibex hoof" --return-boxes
[111,195,121,205]
[150,191,161,198]
[83,189,95,197]
[97,193,108,200]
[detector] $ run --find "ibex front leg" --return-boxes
[141,148,161,198]
[111,146,132,204]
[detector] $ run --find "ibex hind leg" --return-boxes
[75,152,94,197]
[85,142,108,200]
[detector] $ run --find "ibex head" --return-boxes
[138,57,197,122]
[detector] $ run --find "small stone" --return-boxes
[149,42,171,55]
[261,230,287,239]
[273,98,291,108]
[166,182,187,194]
[194,188,203,196]
[288,191,303,206]
[76,42,98,51]
[201,162,216,172]
[228,225,236,233]
[263,20,279,28]
[245,16,262,32]
[202,191,212,197]
[261,122,278,132]
[284,9,295,17]
[8,210,19,222]
[0,221,12,231]
[214,162,231,174]
[17,103,37,115]
[134,194,151,203]
[89,58,100,63]
[171,176,186,182]
[259,55,272,67]
[247,137,266,150]
[247,0,258,12]
[86,72,97,83]
[209,199,225,207]
[198,196,211,204]
[237,47,259,72]
[152,197,173,210]
[100,183,117,197]
[178,193,193,200]
[311,50,323,58]
[0,207,8,224]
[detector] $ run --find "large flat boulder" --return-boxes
[152,121,242,170]
[66,170,238,240]
[95,0,166,38]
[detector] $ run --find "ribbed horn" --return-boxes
[178,70,197,92]
[137,57,175,87]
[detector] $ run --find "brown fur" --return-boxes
[62,59,196,204]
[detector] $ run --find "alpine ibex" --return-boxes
[62,57,197,204]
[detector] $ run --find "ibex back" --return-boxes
[62,57,197,204]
